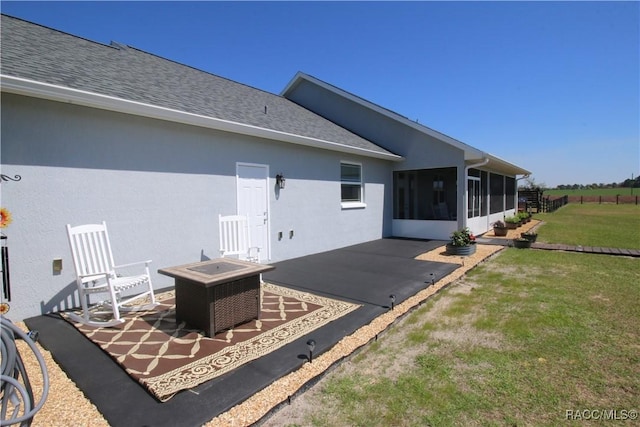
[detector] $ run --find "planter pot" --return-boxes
[506,222,519,230]
[445,243,477,256]
[513,239,532,249]
[520,233,537,243]
[493,226,508,237]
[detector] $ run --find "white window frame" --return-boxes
[467,176,481,218]
[340,161,366,209]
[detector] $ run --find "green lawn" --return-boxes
[533,204,640,249]
[288,206,640,427]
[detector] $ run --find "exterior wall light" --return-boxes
[276,173,286,189]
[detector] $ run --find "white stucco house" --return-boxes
[0,15,530,321]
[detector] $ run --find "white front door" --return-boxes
[237,163,270,261]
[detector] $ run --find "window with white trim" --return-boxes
[341,162,365,207]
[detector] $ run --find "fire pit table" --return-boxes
[158,258,275,337]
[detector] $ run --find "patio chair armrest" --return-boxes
[114,260,152,269]
[78,272,110,283]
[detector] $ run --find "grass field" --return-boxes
[534,204,640,249]
[286,205,640,427]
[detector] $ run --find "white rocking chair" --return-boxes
[66,221,157,327]
[218,214,260,262]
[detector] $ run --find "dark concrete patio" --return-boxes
[25,238,459,427]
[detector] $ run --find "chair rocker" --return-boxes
[218,214,260,262]
[66,221,157,327]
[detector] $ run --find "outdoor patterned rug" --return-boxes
[62,282,359,402]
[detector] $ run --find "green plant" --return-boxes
[504,215,520,224]
[512,237,532,248]
[492,220,509,236]
[449,227,476,247]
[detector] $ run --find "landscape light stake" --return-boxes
[306,339,316,363]
[389,294,396,310]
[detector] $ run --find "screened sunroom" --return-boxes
[392,161,522,240]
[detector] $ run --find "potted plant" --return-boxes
[504,215,520,229]
[445,227,477,255]
[493,220,508,237]
[518,211,531,224]
[513,237,532,249]
[520,230,537,242]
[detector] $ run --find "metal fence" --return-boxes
[519,191,639,213]
[540,195,569,212]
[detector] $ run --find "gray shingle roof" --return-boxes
[1,14,397,158]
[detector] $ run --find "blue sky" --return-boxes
[2,1,638,187]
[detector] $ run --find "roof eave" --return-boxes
[1,75,404,162]
[466,154,531,176]
[486,154,531,176]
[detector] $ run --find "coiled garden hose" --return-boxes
[0,317,49,426]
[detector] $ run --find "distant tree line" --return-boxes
[518,175,640,191]
[554,176,640,190]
